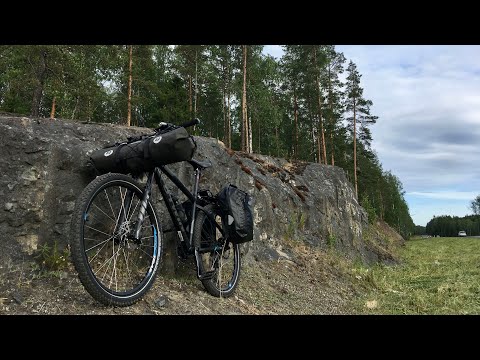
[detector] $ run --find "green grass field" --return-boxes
[352,237,480,314]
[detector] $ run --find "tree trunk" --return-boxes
[127,45,133,127]
[50,96,56,119]
[31,50,47,117]
[312,122,316,162]
[226,54,232,149]
[314,47,327,164]
[241,45,248,152]
[222,84,227,143]
[293,89,299,159]
[194,49,198,118]
[317,127,322,164]
[328,65,335,165]
[71,96,79,120]
[258,117,261,153]
[331,133,335,166]
[227,91,232,148]
[220,55,227,144]
[189,75,192,117]
[353,98,358,197]
[248,113,252,153]
[275,126,280,157]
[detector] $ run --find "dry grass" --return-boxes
[0,241,361,315]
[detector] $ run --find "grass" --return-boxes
[33,240,70,277]
[350,237,480,314]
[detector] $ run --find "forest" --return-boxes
[425,215,480,237]
[0,45,415,238]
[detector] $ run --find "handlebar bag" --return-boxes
[90,127,196,175]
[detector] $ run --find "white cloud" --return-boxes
[407,191,478,200]
[263,45,480,225]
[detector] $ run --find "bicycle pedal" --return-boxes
[198,270,216,281]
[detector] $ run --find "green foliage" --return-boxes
[35,241,70,272]
[286,216,297,242]
[361,194,377,224]
[470,194,480,215]
[0,45,415,235]
[298,212,306,230]
[414,225,426,235]
[327,233,337,248]
[426,214,480,237]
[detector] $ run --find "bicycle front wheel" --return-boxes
[193,204,241,298]
[70,173,162,306]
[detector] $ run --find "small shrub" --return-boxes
[327,233,337,248]
[286,217,297,242]
[298,212,306,230]
[35,241,70,272]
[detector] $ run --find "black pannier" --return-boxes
[217,184,254,244]
[90,126,196,175]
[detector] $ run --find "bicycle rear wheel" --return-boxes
[193,204,241,297]
[70,173,162,306]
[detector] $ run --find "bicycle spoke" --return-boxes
[104,189,117,221]
[76,174,161,303]
[85,238,112,252]
[125,193,136,222]
[92,203,116,223]
[85,225,113,238]
[122,248,133,286]
[95,245,121,278]
[112,242,121,292]
[118,186,128,223]
[128,197,141,223]
[88,240,110,264]
[136,247,154,259]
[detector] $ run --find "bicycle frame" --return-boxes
[125,162,225,256]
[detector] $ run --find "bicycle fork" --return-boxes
[131,172,154,242]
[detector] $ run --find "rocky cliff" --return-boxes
[0,115,394,271]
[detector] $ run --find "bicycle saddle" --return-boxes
[189,159,212,170]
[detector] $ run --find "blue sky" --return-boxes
[263,45,480,226]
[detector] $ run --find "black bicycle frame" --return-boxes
[130,163,225,253]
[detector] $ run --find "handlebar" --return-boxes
[156,118,200,133]
[180,118,200,129]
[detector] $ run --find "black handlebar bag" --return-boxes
[217,184,254,244]
[90,127,196,175]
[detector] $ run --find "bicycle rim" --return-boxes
[81,179,159,298]
[199,210,240,295]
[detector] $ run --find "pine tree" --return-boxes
[323,46,346,166]
[345,60,377,197]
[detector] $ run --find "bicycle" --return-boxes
[69,119,244,307]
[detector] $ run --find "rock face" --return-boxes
[0,115,385,268]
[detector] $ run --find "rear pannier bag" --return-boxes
[218,184,254,244]
[90,127,196,175]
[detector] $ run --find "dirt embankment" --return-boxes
[0,221,401,315]
[0,115,404,314]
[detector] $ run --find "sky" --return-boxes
[263,45,480,226]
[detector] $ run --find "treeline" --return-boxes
[426,215,480,237]
[0,45,415,238]
[414,225,426,235]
